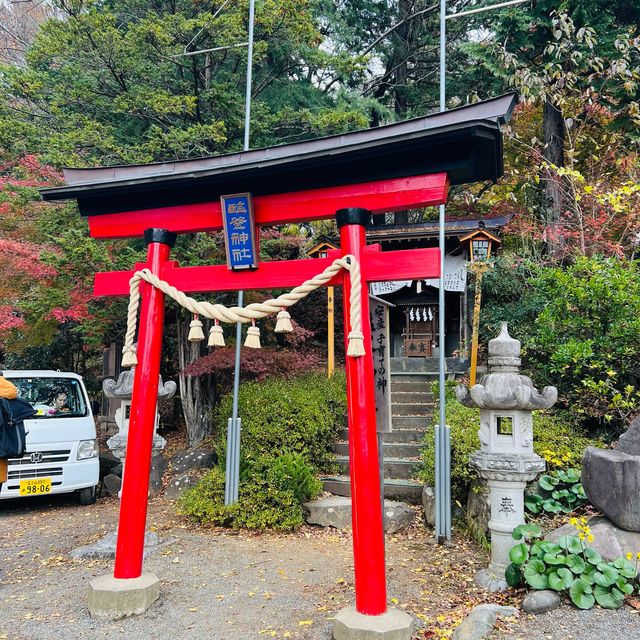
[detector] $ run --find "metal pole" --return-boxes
[226,0,255,505]
[435,0,451,543]
[432,0,529,535]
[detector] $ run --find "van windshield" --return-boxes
[9,378,88,419]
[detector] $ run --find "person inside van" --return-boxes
[51,392,70,414]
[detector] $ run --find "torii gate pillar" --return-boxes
[334,208,415,639]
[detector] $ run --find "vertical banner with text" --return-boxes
[221,193,259,270]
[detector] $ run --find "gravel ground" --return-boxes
[0,493,486,640]
[489,605,640,640]
[2,494,640,640]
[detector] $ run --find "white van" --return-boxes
[0,370,99,504]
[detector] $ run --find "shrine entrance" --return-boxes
[403,303,438,357]
[42,93,515,638]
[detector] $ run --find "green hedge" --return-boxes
[420,394,602,503]
[213,372,346,471]
[178,453,322,530]
[178,372,347,530]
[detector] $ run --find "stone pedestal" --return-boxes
[88,573,160,620]
[334,606,414,640]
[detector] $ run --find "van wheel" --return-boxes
[78,486,97,505]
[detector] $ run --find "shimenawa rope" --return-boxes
[121,255,364,367]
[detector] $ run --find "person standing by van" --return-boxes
[0,375,18,491]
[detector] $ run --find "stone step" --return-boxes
[337,428,427,443]
[335,456,420,480]
[322,475,423,504]
[390,381,434,394]
[391,402,434,417]
[391,391,435,403]
[333,442,423,458]
[392,416,431,430]
[381,430,427,444]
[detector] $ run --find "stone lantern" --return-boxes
[70,368,177,560]
[456,322,557,591]
[103,367,177,493]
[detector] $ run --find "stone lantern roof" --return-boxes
[102,368,177,400]
[456,322,557,410]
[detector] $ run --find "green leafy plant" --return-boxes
[505,522,637,609]
[177,452,323,531]
[525,468,587,514]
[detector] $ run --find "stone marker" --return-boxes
[164,473,198,500]
[521,590,561,615]
[103,473,122,496]
[88,572,160,620]
[582,443,640,532]
[304,496,415,534]
[618,416,640,455]
[452,604,517,640]
[149,453,168,498]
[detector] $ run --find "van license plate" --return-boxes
[19,478,52,496]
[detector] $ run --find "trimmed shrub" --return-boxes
[179,372,346,530]
[178,453,323,531]
[213,372,346,472]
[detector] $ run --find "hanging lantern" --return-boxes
[459,225,501,263]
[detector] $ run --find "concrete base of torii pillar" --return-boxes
[88,573,160,620]
[334,606,415,640]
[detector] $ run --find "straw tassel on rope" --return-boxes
[121,345,138,368]
[188,314,205,342]
[244,320,261,348]
[274,307,293,333]
[208,320,225,347]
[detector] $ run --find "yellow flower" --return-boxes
[587,535,594,543]
[569,517,578,526]
[579,533,585,541]
[636,552,640,560]
[627,552,633,560]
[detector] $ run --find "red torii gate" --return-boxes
[94,184,446,616]
[42,93,514,634]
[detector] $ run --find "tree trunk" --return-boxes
[542,100,565,259]
[177,311,215,447]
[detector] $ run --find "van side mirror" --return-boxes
[91,400,101,415]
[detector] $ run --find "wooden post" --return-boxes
[337,207,387,616]
[114,228,176,579]
[469,262,489,386]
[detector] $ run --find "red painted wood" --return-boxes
[87,173,449,238]
[113,240,170,579]
[93,247,440,297]
[340,222,387,616]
